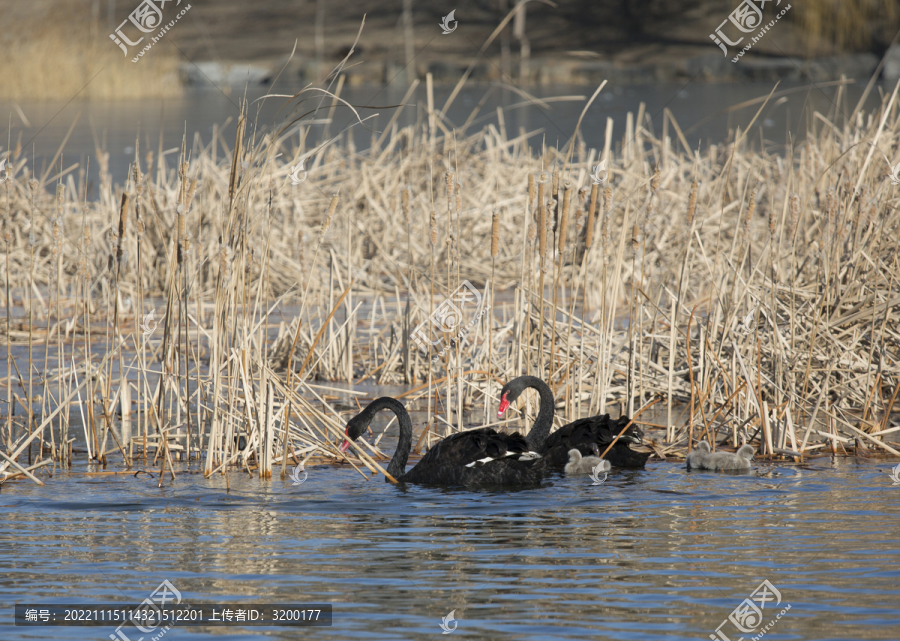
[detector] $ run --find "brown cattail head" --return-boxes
[558,181,572,254]
[603,185,612,215]
[768,200,777,238]
[631,223,641,252]
[527,220,536,245]
[650,165,660,192]
[491,209,500,259]
[538,202,547,262]
[586,183,599,250]
[117,193,129,247]
[185,178,198,212]
[789,193,800,241]
[537,175,546,218]
[319,193,339,245]
[527,174,535,213]
[686,180,699,230]
[445,172,454,202]
[401,186,411,220]
[430,210,438,248]
[744,187,758,238]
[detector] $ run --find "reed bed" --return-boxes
[2,79,900,486]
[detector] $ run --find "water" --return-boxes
[1,80,880,193]
[3,450,899,640]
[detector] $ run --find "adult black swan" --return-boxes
[340,397,549,487]
[497,376,651,469]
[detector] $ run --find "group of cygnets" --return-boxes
[561,439,755,478]
[685,441,755,471]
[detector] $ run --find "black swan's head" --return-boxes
[497,376,547,418]
[621,422,644,445]
[340,412,371,452]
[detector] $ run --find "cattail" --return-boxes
[789,193,800,241]
[551,166,560,229]
[527,219,536,245]
[219,241,233,281]
[527,174,535,213]
[650,165,660,192]
[603,185,612,215]
[185,178,198,212]
[686,180,698,231]
[538,202,547,262]
[430,210,438,248]
[491,209,500,259]
[586,183,599,250]
[318,193,339,245]
[743,186,758,238]
[631,223,641,252]
[558,181,572,254]
[455,182,462,214]
[537,174,546,217]
[445,172,454,202]
[401,187,410,221]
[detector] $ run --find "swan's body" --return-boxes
[341,397,548,487]
[497,376,650,468]
[686,441,754,471]
[564,448,611,475]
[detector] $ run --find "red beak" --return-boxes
[497,392,510,418]
[340,427,351,452]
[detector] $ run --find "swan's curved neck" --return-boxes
[517,377,554,450]
[363,398,413,479]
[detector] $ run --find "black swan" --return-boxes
[340,397,549,486]
[497,376,651,468]
[564,448,611,475]
[687,442,754,471]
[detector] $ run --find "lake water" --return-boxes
[2,80,879,193]
[2,448,899,640]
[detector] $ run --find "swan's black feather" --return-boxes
[402,428,545,486]
[498,377,652,470]
[542,414,650,468]
[343,398,548,487]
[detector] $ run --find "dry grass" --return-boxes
[2,77,900,485]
